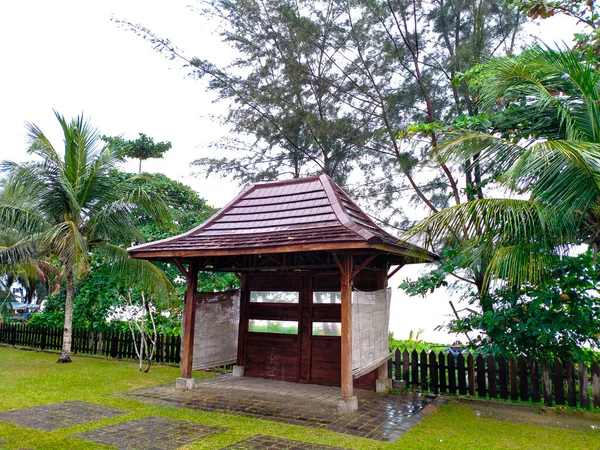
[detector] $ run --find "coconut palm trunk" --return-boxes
[58,267,74,363]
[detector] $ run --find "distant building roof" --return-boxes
[128,174,436,262]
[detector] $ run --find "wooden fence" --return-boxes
[388,349,600,409]
[0,322,181,364]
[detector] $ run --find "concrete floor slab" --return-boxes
[116,374,444,442]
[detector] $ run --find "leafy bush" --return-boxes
[450,251,600,362]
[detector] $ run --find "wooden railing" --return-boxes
[388,349,600,408]
[0,322,181,364]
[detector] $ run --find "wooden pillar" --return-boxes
[340,254,353,399]
[234,273,248,376]
[375,265,392,393]
[181,261,198,379]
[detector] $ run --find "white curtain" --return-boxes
[351,288,392,378]
[192,289,240,370]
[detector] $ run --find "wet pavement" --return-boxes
[73,415,225,449]
[0,400,127,431]
[116,373,444,442]
[221,435,348,449]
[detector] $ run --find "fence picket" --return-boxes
[420,350,428,391]
[498,356,508,399]
[530,358,540,403]
[467,353,475,396]
[394,348,401,380]
[565,360,576,407]
[447,353,456,395]
[554,359,565,406]
[402,349,410,383]
[429,351,438,395]
[476,354,486,397]
[487,354,497,399]
[591,362,600,408]
[411,350,419,389]
[519,356,529,401]
[579,362,590,409]
[438,352,447,394]
[542,359,553,407]
[509,357,518,401]
[457,353,467,395]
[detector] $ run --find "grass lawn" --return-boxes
[0,346,598,449]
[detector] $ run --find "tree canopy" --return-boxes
[103,133,172,174]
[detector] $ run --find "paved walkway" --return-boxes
[116,374,444,442]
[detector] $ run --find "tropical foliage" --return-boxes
[450,251,600,362]
[405,46,600,290]
[0,111,172,362]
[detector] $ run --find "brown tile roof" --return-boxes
[128,174,435,261]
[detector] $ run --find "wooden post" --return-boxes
[340,254,353,397]
[180,261,198,382]
[338,253,357,412]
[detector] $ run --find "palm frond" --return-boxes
[43,222,89,274]
[485,242,559,289]
[101,244,172,298]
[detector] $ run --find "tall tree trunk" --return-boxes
[138,158,142,174]
[57,267,74,363]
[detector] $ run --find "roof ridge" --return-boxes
[317,174,378,242]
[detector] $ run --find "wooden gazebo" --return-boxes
[128,174,435,412]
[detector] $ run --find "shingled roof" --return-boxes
[128,174,435,261]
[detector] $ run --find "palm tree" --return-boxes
[405,46,600,291]
[0,111,172,362]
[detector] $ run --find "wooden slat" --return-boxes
[420,350,428,391]
[579,362,590,408]
[411,350,419,389]
[498,356,508,399]
[429,352,438,395]
[394,349,401,380]
[476,354,486,397]
[530,358,541,403]
[509,357,518,401]
[565,360,576,407]
[438,352,447,394]
[591,362,600,408]
[519,356,529,402]
[487,354,497,399]
[467,353,475,396]
[554,359,565,406]
[448,353,457,395]
[403,350,410,383]
[542,359,553,407]
[457,353,467,395]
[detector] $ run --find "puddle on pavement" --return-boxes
[465,401,600,432]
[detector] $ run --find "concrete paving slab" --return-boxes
[73,415,226,450]
[222,434,348,449]
[0,400,127,431]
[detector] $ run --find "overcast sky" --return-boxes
[0,1,580,343]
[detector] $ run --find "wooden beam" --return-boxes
[130,241,372,259]
[173,259,189,278]
[351,255,377,278]
[387,264,404,280]
[332,252,344,275]
[181,260,198,379]
[340,254,353,399]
